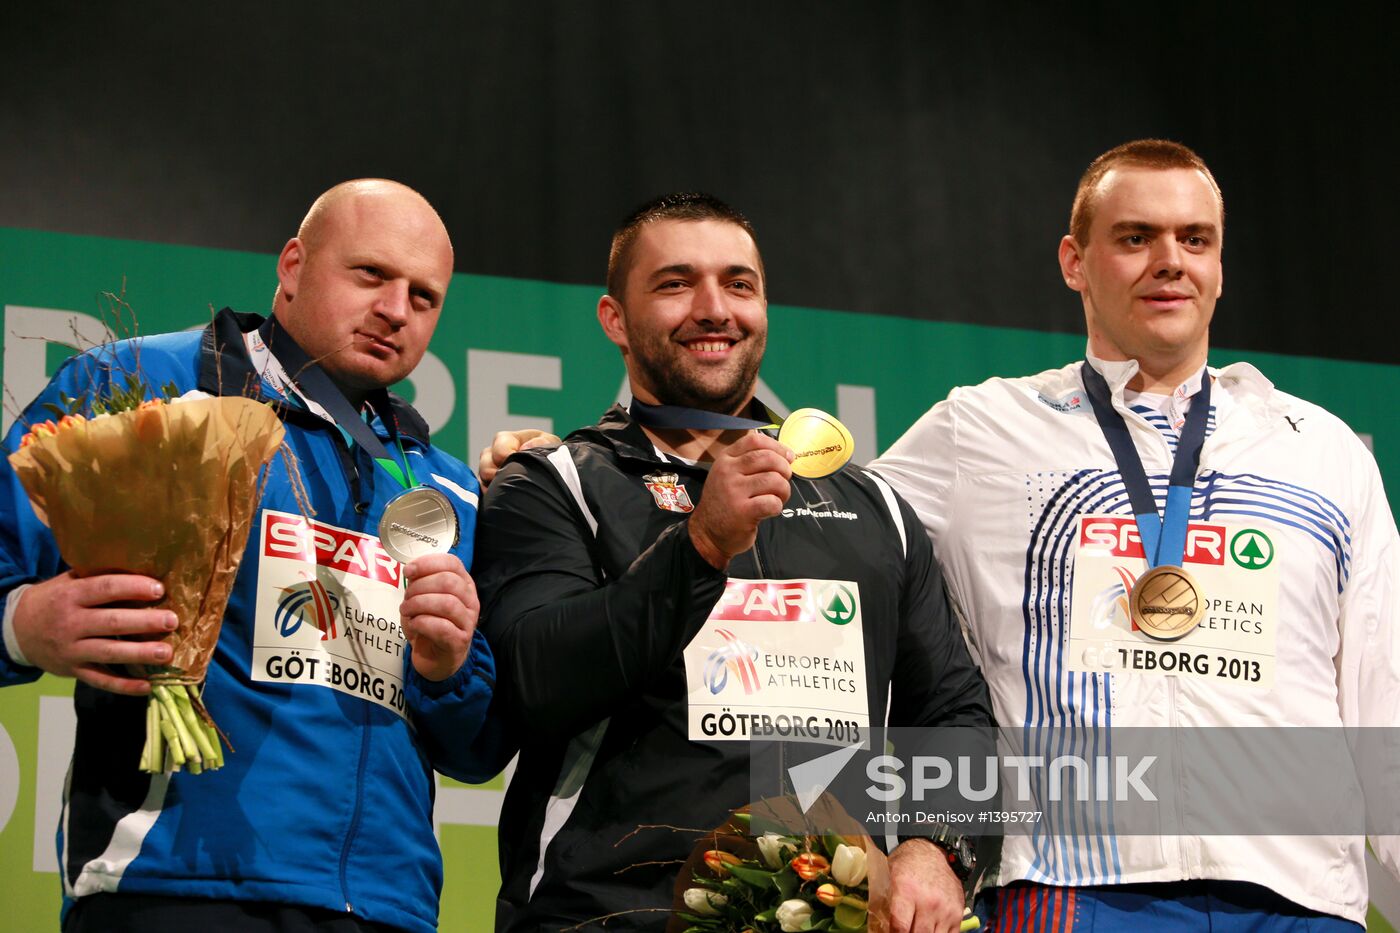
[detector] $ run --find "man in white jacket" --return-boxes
[871,139,1398,930]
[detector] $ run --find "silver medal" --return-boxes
[378,486,460,565]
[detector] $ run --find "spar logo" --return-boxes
[262,511,401,586]
[1230,529,1274,570]
[710,581,819,623]
[704,628,761,695]
[1079,516,1226,566]
[707,579,860,626]
[820,584,856,625]
[275,573,342,640]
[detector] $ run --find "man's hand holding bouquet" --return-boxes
[9,369,283,774]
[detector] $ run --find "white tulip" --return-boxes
[776,898,814,931]
[756,832,788,869]
[682,887,727,917]
[832,843,868,886]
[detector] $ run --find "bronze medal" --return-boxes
[1129,565,1205,640]
[378,486,460,565]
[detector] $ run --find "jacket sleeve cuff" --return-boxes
[3,584,34,668]
[406,631,496,701]
[404,633,499,783]
[1,584,43,685]
[680,520,730,583]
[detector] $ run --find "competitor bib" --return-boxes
[1068,514,1280,689]
[683,578,870,746]
[250,510,410,716]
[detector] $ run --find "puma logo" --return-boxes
[1285,416,1304,433]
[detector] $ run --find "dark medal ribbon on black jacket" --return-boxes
[628,398,780,433]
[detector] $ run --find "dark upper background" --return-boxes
[1,1,1393,363]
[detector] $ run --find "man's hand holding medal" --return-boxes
[399,552,480,682]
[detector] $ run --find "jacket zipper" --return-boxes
[1125,402,1193,874]
[338,448,378,902]
[751,521,769,578]
[339,699,373,912]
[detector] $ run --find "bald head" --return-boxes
[271,179,456,404]
[296,178,452,259]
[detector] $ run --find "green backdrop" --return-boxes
[1,227,1396,931]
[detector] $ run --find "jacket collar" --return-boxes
[1083,348,1210,401]
[1082,349,1144,399]
[1079,346,1285,424]
[568,404,686,471]
[196,308,431,445]
[1211,361,1276,408]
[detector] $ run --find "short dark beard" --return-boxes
[631,351,760,414]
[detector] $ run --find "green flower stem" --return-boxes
[173,686,218,763]
[140,694,159,767]
[205,719,223,770]
[143,684,225,775]
[156,708,186,768]
[154,686,199,764]
[150,698,165,772]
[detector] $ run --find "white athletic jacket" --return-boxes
[871,355,1400,925]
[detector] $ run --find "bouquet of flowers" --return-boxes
[669,795,979,933]
[665,795,882,933]
[10,378,284,775]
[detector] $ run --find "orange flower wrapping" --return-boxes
[8,396,283,684]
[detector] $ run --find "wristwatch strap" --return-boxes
[927,826,976,881]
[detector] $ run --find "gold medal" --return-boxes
[1129,565,1205,640]
[777,408,855,479]
[378,486,460,565]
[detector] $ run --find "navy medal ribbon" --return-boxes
[1080,361,1211,569]
[630,399,856,480]
[257,318,459,567]
[628,398,780,432]
[258,317,418,490]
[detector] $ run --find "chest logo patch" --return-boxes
[644,472,695,513]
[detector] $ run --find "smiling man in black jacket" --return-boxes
[474,193,991,933]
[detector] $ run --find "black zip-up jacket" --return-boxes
[475,405,992,931]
